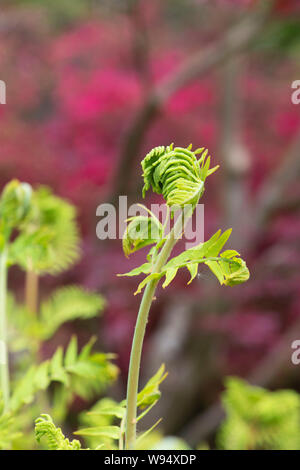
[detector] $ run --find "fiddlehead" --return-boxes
[35,414,81,450]
[142,143,218,208]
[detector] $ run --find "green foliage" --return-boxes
[0,180,117,450]
[119,144,249,298]
[0,180,32,230]
[142,144,218,208]
[0,180,32,247]
[78,397,124,450]
[0,396,21,450]
[121,144,249,449]
[10,336,118,412]
[135,364,168,409]
[218,378,300,450]
[38,286,106,339]
[35,414,81,450]
[76,365,167,450]
[7,286,106,353]
[120,229,250,294]
[122,208,163,258]
[9,187,80,275]
[0,147,251,451]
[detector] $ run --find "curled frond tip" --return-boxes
[141,144,218,207]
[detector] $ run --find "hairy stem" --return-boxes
[0,247,9,413]
[125,210,190,449]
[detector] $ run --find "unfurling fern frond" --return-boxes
[142,144,218,208]
[9,186,80,275]
[35,414,81,450]
[10,337,118,412]
[0,180,32,244]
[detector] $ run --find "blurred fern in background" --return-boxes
[218,378,300,450]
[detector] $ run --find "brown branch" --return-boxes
[218,55,252,250]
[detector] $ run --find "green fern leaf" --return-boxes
[39,286,106,339]
[126,230,249,294]
[35,414,81,450]
[10,337,118,412]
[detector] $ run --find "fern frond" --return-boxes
[218,378,300,450]
[35,414,81,450]
[40,286,106,339]
[9,186,80,275]
[7,287,106,347]
[79,398,123,450]
[10,337,118,412]
[121,229,249,294]
[0,180,32,236]
[77,365,167,450]
[142,144,218,208]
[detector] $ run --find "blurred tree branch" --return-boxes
[110,0,274,201]
[255,129,300,227]
[218,55,251,250]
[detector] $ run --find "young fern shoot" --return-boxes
[120,144,250,449]
[0,181,32,412]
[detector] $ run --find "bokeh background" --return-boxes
[1,0,300,447]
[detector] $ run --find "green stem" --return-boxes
[0,247,9,413]
[125,209,190,449]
